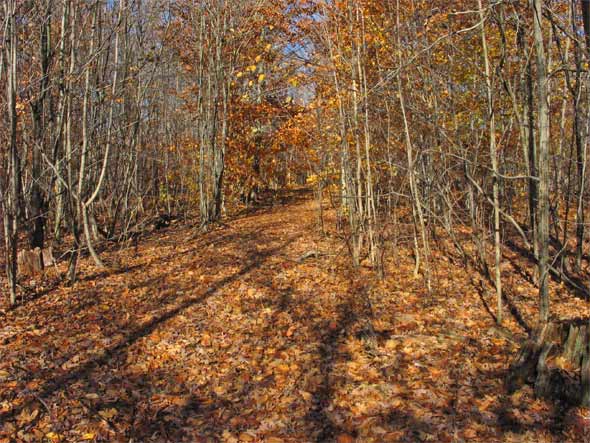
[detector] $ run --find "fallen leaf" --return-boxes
[464,428,477,439]
[336,434,355,443]
[45,432,61,442]
[238,431,256,442]
[98,408,118,420]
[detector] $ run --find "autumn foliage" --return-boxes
[1,0,589,441]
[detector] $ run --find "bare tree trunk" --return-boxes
[3,0,19,305]
[577,0,590,271]
[29,0,52,252]
[478,0,503,324]
[527,60,539,259]
[78,1,106,269]
[211,10,228,222]
[397,0,431,292]
[532,0,551,324]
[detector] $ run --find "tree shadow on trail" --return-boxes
[505,239,589,301]
[0,231,301,431]
[304,299,356,442]
[303,278,377,442]
[474,279,532,335]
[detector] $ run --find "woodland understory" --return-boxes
[1,0,590,442]
[0,190,588,442]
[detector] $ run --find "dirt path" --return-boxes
[0,190,586,442]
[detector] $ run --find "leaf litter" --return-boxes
[0,192,588,442]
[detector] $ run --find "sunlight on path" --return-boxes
[0,192,584,442]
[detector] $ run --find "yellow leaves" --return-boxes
[240,67,265,86]
[384,338,399,351]
[81,433,96,440]
[476,395,497,412]
[299,390,313,401]
[389,397,403,408]
[221,430,238,443]
[238,431,256,442]
[45,432,62,442]
[554,355,574,371]
[346,360,380,382]
[275,363,291,374]
[428,366,444,378]
[17,408,39,425]
[255,55,262,63]
[98,407,118,420]
[201,332,212,347]
[463,428,478,439]
[285,324,297,337]
[306,174,318,185]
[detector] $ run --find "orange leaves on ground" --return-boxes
[0,191,587,442]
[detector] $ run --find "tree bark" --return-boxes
[3,0,20,305]
[478,0,503,324]
[532,0,551,324]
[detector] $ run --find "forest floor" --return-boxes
[0,189,589,443]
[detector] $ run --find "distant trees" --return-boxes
[0,0,306,303]
[0,0,191,293]
[168,0,307,224]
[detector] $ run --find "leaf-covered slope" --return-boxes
[1,191,588,442]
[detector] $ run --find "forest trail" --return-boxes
[0,190,586,442]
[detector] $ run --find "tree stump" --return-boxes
[16,247,55,278]
[42,246,55,267]
[17,248,43,277]
[506,319,590,406]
